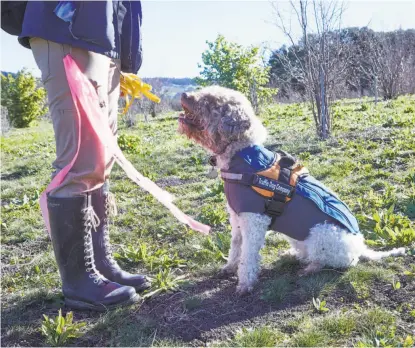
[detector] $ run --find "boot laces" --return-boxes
[107,192,118,217]
[82,206,106,284]
[103,193,119,267]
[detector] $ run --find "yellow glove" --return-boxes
[120,73,161,114]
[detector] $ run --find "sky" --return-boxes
[1,0,414,78]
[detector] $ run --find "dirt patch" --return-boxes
[118,256,414,345]
[135,262,339,344]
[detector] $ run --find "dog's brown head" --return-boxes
[178,86,267,155]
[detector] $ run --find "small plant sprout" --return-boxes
[391,277,401,290]
[312,297,329,313]
[403,264,415,277]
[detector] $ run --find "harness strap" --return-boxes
[221,172,243,181]
[221,154,309,220]
[221,173,294,196]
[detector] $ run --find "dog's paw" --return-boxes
[236,284,253,296]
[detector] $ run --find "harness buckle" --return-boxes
[265,195,287,217]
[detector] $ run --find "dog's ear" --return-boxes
[218,108,251,140]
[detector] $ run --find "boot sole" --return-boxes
[135,282,151,292]
[65,293,140,312]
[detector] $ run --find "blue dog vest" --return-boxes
[220,145,360,241]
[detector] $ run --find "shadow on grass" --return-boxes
[1,289,65,347]
[90,255,343,345]
[401,197,415,219]
[1,256,344,346]
[1,288,148,347]
[1,164,42,181]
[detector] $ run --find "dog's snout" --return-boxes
[181,92,188,100]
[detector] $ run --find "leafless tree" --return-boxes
[272,0,350,139]
[357,30,414,100]
[1,106,11,134]
[140,78,170,121]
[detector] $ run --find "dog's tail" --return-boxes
[360,246,406,261]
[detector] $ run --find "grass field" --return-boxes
[1,95,415,347]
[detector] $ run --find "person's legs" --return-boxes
[30,38,139,310]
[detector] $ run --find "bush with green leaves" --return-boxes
[1,70,47,128]
[196,34,277,112]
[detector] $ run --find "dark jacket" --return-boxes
[222,145,360,241]
[19,1,142,73]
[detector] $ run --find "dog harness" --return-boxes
[220,145,360,241]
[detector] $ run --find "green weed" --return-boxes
[313,297,330,313]
[194,231,231,263]
[41,309,85,347]
[114,242,187,271]
[367,205,415,247]
[198,203,228,226]
[143,268,187,298]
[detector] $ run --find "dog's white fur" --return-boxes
[178,86,406,295]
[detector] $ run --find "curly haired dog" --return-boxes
[178,86,406,295]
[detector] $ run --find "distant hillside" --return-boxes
[144,77,196,86]
[1,71,16,78]
[142,77,199,99]
[1,70,198,100]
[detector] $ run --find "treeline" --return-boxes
[269,27,415,101]
[143,77,196,86]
